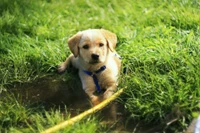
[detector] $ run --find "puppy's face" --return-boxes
[79,30,108,63]
[68,29,117,64]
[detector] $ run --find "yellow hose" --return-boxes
[41,87,126,133]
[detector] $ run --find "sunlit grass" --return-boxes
[0,0,200,132]
[0,93,99,133]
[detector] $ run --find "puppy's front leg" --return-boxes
[103,85,118,121]
[103,84,117,100]
[84,86,101,106]
[79,72,102,105]
[58,54,74,72]
[88,92,101,106]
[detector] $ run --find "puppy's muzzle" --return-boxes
[91,54,99,60]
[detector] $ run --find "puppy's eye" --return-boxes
[99,43,104,47]
[83,45,89,49]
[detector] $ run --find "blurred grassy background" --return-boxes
[0,0,199,132]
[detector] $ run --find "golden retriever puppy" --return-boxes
[58,29,121,106]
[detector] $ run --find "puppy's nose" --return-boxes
[91,54,99,60]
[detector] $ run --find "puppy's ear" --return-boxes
[100,29,117,51]
[68,32,82,57]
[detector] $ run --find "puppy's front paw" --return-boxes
[58,63,66,73]
[103,89,114,99]
[91,95,101,106]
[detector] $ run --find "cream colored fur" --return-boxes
[58,29,121,105]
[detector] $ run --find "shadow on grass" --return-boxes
[1,73,193,132]
[6,75,90,111]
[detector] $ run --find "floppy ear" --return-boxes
[100,29,117,51]
[67,32,82,57]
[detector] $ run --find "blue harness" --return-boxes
[83,65,106,93]
[83,53,121,93]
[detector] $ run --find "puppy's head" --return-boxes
[68,29,117,64]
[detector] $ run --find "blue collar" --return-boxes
[83,65,106,93]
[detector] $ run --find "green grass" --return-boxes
[0,93,99,133]
[0,0,200,132]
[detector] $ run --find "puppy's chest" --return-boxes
[96,61,119,86]
[96,68,116,87]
